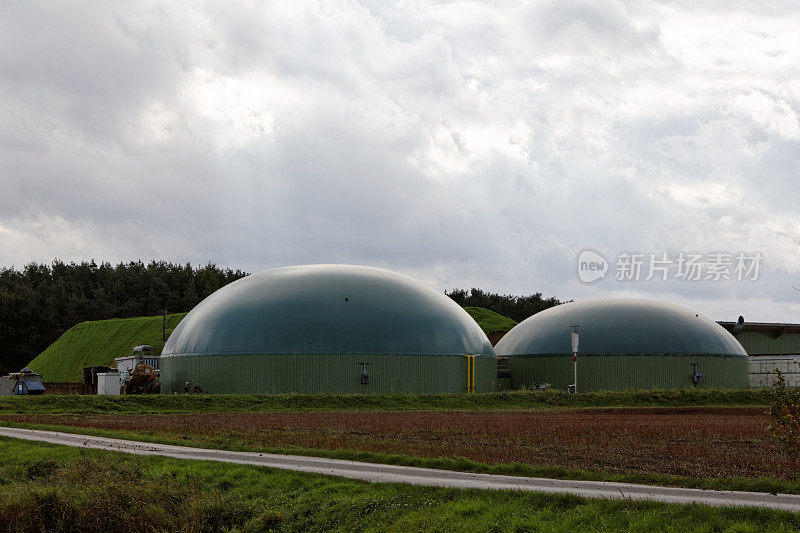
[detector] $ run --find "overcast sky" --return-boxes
[2,1,799,321]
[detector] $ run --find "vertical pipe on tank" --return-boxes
[571,326,580,393]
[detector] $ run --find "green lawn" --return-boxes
[0,388,771,415]
[26,313,187,383]
[463,306,517,334]
[1,437,797,532]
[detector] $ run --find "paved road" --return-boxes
[2,426,799,512]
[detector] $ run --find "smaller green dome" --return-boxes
[495,298,747,357]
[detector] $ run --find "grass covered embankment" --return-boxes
[1,437,798,532]
[463,306,517,334]
[0,388,771,415]
[26,313,187,383]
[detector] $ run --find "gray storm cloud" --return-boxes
[1,0,799,321]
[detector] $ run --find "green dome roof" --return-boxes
[163,265,495,358]
[495,299,747,357]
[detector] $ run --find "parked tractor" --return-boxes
[123,363,160,394]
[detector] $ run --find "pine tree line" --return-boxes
[0,260,247,374]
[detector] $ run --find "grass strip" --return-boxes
[1,436,799,532]
[2,419,796,497]
[0,388,771,415]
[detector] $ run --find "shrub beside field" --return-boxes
[26,313,187,383]
[768,371,800,455]
[1,437,798,532]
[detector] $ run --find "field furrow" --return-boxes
[2,406,793,481]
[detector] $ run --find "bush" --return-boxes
[768,371,800,454]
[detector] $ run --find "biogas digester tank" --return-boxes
[495,299,748,391]
[161,265,496,394]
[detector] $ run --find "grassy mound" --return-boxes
[26,313,187,383]
[464,306,517,334]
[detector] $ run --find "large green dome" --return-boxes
[496,299,747,357]
[163,264,494,358]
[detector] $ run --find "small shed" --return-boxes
[0,368,46,396]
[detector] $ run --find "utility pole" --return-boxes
[570,326,580,393]
[163,308,167,344]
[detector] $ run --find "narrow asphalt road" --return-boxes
[2,426,799,512]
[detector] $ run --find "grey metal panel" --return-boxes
[0,377,14,396]
[748,356,800,387]
[163,265,494,358]
[496,299,747,358]
[735,330,800,355]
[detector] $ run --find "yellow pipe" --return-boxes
[465,355,471,393]
[472,355,476,394]
[469,355,475,394]
[466,355,477,393]
[464,355,476,394]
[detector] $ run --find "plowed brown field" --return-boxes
[2,407,794,479]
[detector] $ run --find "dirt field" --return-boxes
[2,407,794,480]
[43,382,82,395]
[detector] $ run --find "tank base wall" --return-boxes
[161,353,497,394]
[475,356,497,393]
[505,354,748,391]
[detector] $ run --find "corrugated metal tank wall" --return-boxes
[505,354,749,391]
[161,353,498,394]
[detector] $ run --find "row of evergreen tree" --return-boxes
[445,288,562,323]
[0,261,247,374]
[0,260,562,375]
